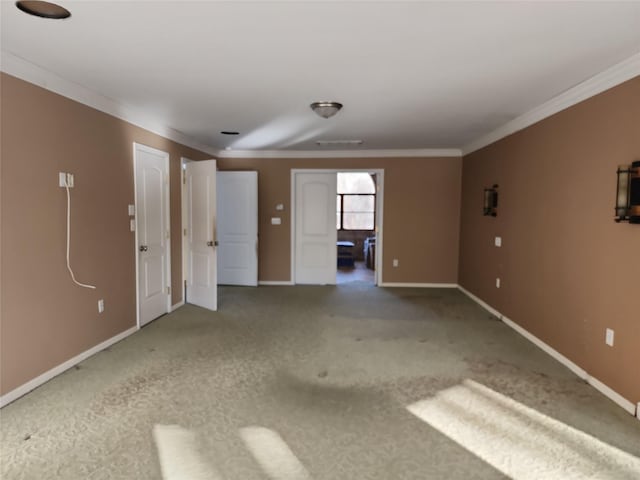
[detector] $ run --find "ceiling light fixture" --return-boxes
[16,1,71,19]
[310,101,343,119]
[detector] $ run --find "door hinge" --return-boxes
[184,228,187,236]
[183,174,186,184]
[167,286,171,295]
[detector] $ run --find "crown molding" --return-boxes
[462,52,640,156]
[216,148,462,159]
[4,48,636,161]
[0,50,219,157]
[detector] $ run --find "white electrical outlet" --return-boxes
[128,204,136,216]
[393,259,399,267]
[271,217,281,225]
[496,277,501,288]
[605,328,614,346]
[495,236,502,247]
[98,299,105,313]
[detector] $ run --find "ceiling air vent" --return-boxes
[315,140,363,146]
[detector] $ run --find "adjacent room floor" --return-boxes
[336,261,375,284]
[1,285,639,479]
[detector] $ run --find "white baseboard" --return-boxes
[171,300,185,311]
[457,285,503,319]
[637,403,640,420]
[0,325,138,408]
[457,285,637,416]
[586,376,636,416]
[500,315,588,380]
[379,282,458,288]
[258,281,294,286]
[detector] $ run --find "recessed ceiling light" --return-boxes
[16,1,71,19]
[316,140,363,146]
[220,131,240,135]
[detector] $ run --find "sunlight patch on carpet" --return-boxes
[240,426,312,480]
[153,425,223,480]
[407,379,640,479]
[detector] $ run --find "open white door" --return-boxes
[294,172,337,284]
[134,143,171,327]
[217,171,258,286]
[185,160,217,311]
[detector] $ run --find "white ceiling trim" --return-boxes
[462,52,640,156]
[0,50,219,157]
[2,49,637,160]
[217,148,462,159]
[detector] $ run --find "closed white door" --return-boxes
[217,171,258,286]
[134,143,170,327]
[294,172,337,284]
[185,160,217,311]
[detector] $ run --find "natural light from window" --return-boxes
[407,379,640,479]
[337,172,376,230]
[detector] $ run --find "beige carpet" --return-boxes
[1,284,639,479]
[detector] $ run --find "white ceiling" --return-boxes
[1,1,639,154]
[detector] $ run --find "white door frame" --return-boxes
[180,157,194,305]
[290,169,384,286]
[133,142,172,329]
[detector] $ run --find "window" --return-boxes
[336,172,376,230]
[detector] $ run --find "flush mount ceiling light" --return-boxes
[310,101,343,119]
[16,1,71,19]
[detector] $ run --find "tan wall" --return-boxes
[459,77,640,404]
[0,73,210,395]
[217,157,462,284]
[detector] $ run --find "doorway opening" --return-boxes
[336,172,377,285]
[291,169,383,286]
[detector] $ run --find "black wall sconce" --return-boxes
[615,161,640,223]
[483,184,499,217]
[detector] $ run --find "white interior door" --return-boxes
[294,172,337,284]
[134,143,170,327]
[185,160,217,311]
[217,171,258,286]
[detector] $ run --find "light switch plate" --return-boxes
[130,219,136,232]
[128,204,136,216]
[271,217,281,225]
[59,172,74,188]
[495,236,502,247]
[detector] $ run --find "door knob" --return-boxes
[139,245,148,252]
